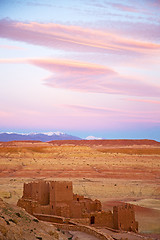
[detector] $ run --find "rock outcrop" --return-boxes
[0,198,67,240]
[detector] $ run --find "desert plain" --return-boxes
[0,139,160,235]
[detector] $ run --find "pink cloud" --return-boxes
[88,1,141,13]
[0,58,26,63]
[64,103,160,115]
[126,98,160,105]
[0,45,24,50]
[61,104,160,125]
[1,57,160,97]
[110,3,139,13]
[0,19,160,55]
[88,1,159,23]
[29,58,160,97]
[62,104,127,115]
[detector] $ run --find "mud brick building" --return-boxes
[17,180,138,232]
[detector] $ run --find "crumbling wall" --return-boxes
[18,180,138,233]
[83,211,114,228]
[17,198,39,215]
[71,195,102,218]
[52,222,114,240]
[93,199,102,212]
[89,199,102,212]
[55,203,70,218]
[49,181,73,216]
[34,213,65,224]
[113,204,138,232]
[21,180,101,219]
[93,211,114,228]
[34,204,51,215]
[23,181,49,205]
[73,194,84,201]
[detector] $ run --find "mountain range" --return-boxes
[0,132,81,142]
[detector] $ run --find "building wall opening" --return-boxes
[90,216,95,224]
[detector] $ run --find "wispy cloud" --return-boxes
[62,103,160,124]
[109,2,139,13]
[64,103,160,116]
[126,98,160,105]
[0,57,160,97]
[26,1,53,7]
[93,0,160,13]
[29,58,160,97]
[0,19,160,55]
[0,45,25,50]
[99,21,160,42]
[63,104,125,115]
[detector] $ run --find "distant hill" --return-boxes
[49,139,160,146]
[0,132,81,142]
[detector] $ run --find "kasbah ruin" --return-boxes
[17,180,138,233]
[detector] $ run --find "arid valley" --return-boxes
[0,139,160,238]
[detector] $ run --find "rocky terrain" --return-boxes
[0,198,68,240]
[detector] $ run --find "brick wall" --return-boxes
[18,180,138,233]
[23,181,49,205]
[113,204,138,232]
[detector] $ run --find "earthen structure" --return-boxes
[17,180,138,232]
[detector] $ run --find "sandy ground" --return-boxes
[0,140,160,235]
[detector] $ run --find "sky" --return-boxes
[0,0,160,140]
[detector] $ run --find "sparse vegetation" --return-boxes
[33,218,39,222]
[15,212,21,217]
[9,218,18,224]
[5,219,10,225]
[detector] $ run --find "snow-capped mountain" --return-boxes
[42,132,65,136]
[0,132,81,142]
[85,136,102,140]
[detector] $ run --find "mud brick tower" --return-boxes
[50,181,73,217]
[18,180,138,232]
[113,204,138,232]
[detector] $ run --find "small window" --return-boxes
[66,186,68,189]
[77,198,79,202]
[52,205,53,209]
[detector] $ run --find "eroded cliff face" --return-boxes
[0,198,68,240]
